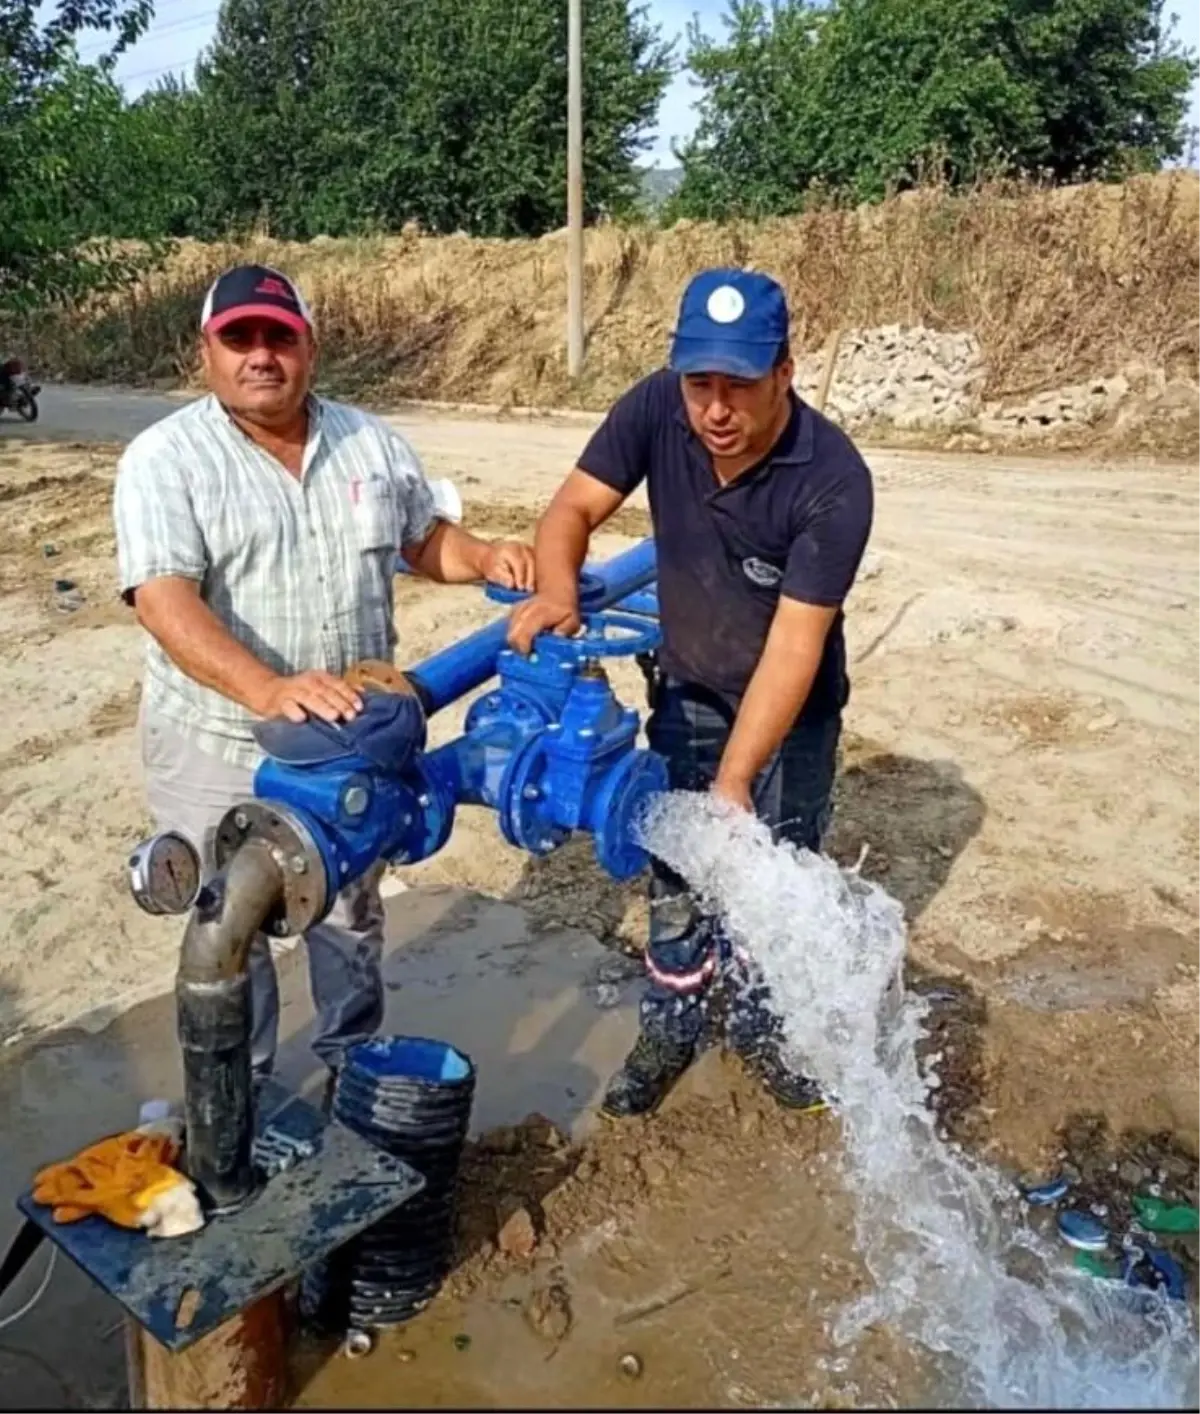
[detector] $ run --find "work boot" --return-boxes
[600,1032,694,1119]
[736,1035,829,1114]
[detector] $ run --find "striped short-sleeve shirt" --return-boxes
[113,393,437,767]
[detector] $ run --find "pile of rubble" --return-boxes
[793,325,986,431]
[980,370,1131,439]
[794,324,1198,446]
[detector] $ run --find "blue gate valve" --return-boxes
[481,612,667,880]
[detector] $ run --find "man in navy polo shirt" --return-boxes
[507,268,873,1119]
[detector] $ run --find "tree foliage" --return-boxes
[1,0,670,312]
[672,0,1198,218]
[0,0,157,311]
[309,0,671,238]
[180,0,671,240]
[186,0,330,240]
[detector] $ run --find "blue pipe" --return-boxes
[406,538,658,714]
[617,589,659,616]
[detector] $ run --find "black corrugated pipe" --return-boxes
[176,838,285,1212]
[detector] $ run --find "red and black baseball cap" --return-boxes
[200,264,314,336]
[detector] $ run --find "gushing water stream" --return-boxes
[640,794,1199,1410]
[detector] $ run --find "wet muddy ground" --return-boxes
[0,423,1196,1408]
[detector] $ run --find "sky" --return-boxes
[91,0,1200,169]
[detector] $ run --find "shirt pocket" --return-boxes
[350,475,398,552]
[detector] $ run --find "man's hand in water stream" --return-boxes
[711,775,754,813]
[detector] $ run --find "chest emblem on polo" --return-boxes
[742,556,782,588]
[706,285,746,324]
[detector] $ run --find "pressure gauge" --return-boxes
[128,831,202,916]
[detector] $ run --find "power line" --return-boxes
[120,30,221,88]
[78,7,219,62]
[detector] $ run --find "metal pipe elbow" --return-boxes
[178,839,285,985]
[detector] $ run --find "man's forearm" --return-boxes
[403,521,490,584]
[135,579,278,714]
[717,602,838,797]
[717,655,821,797]
[534,502,591,606]
[715,604,836,800]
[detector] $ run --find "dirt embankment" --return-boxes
[5,172,1198,456]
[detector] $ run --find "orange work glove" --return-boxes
[32,1131,203,1237]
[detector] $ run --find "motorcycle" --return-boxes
[0,358,40,422]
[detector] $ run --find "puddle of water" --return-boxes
[641,794,1199,1410]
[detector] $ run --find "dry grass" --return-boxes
[5,172,1197,420]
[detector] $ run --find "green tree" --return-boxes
[188,0,331,239]
[105,79,212,238]
[188,0,672,239]
[0,0,156,312]
[673,0,1198,218]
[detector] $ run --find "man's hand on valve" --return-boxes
[506,593,583,656]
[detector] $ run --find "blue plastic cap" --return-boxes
[669,268,790,380]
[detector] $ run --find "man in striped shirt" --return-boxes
[114,263,534,1087]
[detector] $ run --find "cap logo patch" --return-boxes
[706,285,745,324]
[255,276,293,299]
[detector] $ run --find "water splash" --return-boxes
[640,793,1198,1410]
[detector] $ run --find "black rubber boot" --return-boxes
[737,1036,829,1114]
[600,1032,694,1119]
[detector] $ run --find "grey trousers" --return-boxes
[139,707,386,1076]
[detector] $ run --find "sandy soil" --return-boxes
[0,416,1196,1407]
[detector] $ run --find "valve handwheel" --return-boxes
[483,570,608,611]
[533,610,661,663]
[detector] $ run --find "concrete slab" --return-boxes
[0,885,638,1410]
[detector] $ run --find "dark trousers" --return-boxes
[639,672,840,1050]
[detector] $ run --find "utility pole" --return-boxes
[566,0,584,379]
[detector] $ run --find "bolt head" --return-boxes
[579,727,595,738]
[417,793,431,808]
[290,856,308,875]
[342,785,370,816]
[522,785,541,801]
[233,810,249,830]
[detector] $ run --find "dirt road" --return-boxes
[0,405,1195,1408]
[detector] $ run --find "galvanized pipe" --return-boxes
[177,841,286,1212]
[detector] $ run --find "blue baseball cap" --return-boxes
[669,268,790,380]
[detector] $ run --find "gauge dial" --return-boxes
[128,832,202,916]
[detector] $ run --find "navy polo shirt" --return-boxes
[578,369,874,718]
